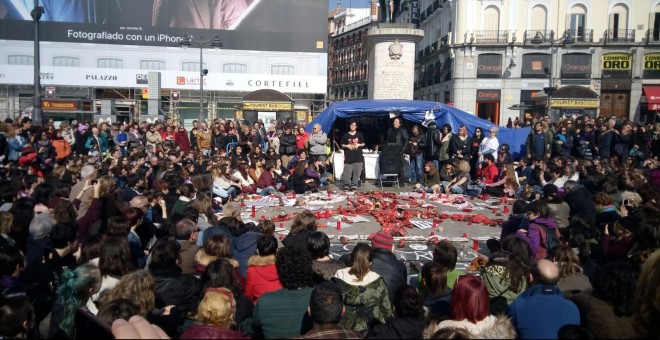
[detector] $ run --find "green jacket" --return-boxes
[332,274,392,333]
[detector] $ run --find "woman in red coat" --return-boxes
[174,125,191,153]
[245,235,282,304]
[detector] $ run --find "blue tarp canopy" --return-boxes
[306,99,530,157]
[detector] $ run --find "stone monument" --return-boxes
[365,23,424,100]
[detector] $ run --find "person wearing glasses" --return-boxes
[553,124,574,158]
[478,127,499,164]
[308,124,328,163]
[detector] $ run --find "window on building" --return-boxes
[653,11,660,41]
[609,4,628,38]
[182,62,206,72]
[53,56,80,67]
[8,55,33,65]
[97,58,123,69]
[530,5,547,30]
[568,5,586,40]
[271,65,295,75]
[140,60,165,70]
[482,6,500,31]
[223,63,247,73]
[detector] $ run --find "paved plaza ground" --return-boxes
[240,179,508,273]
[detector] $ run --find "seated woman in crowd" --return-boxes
[483,163,519,198]
[423,275,515,338]
[180,288,249,339]
[415,161,441,194]
[332,243,392,334]
[229,145,248,165]
[442,160,471,195]
[288,161,316,194]
[233,162,256,194]
[248,144,263,165]
[212,164,241,199]
[248,157,265,184]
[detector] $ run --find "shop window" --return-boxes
[53,57,79,67]
[140,60,165,70]
[182,62,206,72]
[8,55,33,65]
[223,63,247,73]
[271,65,295,75]
[97,58,123,69]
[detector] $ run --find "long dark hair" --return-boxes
[348,243,373,282]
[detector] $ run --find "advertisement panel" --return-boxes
[0,0,327,93]
[561,53,591,79]
[601,53,632,79]
[643,53,660,79]
[477,54,503,78]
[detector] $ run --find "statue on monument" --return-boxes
[378,0,400,23]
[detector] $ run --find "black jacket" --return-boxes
[367,315,426,339]
[424,127,440,160]
[150,266,199,314]
[370,248,407,303]
[279,132,297,155]
[564,186,597,227]
[385,127,409,150]
[449,134,472,159]
[282,230,313,250]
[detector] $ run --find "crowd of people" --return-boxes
[0,113,658,339]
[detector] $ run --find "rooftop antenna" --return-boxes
[337,0,341,9]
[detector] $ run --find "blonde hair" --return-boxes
[0,211,13,234]
[222,202,242,221]
[99,270,155,317]
[457,160,470,174]
[195,288,235,329]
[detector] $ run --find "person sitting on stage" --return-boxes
[415,161,441,194]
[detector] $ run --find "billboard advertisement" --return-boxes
[0,0,327,93]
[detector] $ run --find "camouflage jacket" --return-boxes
[332,274,393,333]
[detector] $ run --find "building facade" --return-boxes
[408,0,660,125]
[328,5,377,102]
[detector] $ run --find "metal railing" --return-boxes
[563,29,593,43]
[523,30,555,43]
[646,29,660,43]
[605,29,635,43]
[473,30,509,43]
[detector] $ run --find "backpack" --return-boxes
[534,223,561,260]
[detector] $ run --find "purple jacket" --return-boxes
[517,217,557,260]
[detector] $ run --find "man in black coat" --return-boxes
[369,230,407,303]
[563,180,597,227]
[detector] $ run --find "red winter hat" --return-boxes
[371,230,394,250]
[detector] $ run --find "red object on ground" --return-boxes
[503,206,510,213]
[336,221,341,230]
[240,198,245,208]
[433,220,437,229]
[463,232,468,238]
[473,240,479,251]
[492,208,498,215]
[470,195,475,201]
[327,190,331,198]
[279,223,283,228]
[398,239,405,248]
[251,205,256,218]
[422,191,426,199]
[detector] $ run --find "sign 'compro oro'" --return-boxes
[243,102,293,111]
[602,54,632,70]
[550,99,599,108]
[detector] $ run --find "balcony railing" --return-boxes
[563,29,593,43]
[605,29,635,43]
[523,30,554,44]
[473,30,509,44]
[646,29,660,43]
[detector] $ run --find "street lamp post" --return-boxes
[180,35,222,123]
[31,0,44,126]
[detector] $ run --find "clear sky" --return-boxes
[327,0,371,11]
